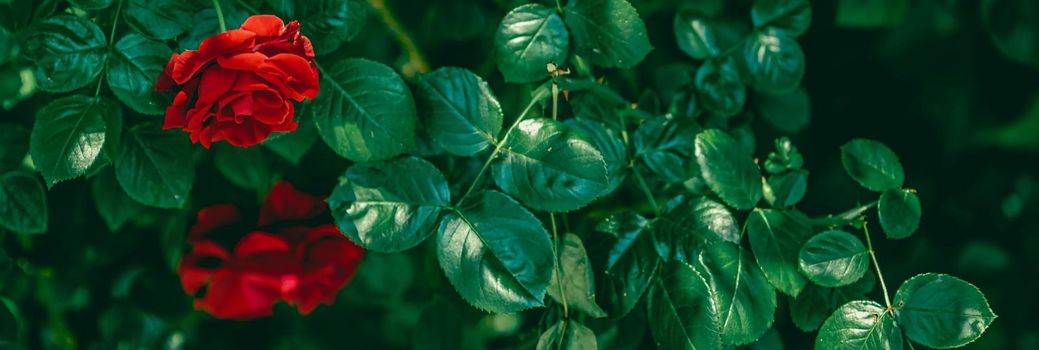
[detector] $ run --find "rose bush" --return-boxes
[156,15,320,148]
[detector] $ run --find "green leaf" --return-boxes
[695,129,763,210]
[314,58,417,162]
[416,67,503,156]
[330,156,449,253]
[125,0,192,40]
[673,11,746,60]
[536,320,597,350]
[835,0,908,29]
[492,118,608,212]
[763,170,807,208]
[115,123,195,208]
[263,110,319,164]
[413,298,463,350]
[0,171,47,235]
[564,0,652,68]
[692,241,776,346]
[743,28,805,94]
[840,139,905,192]
[30,95,118,186]
[798,230,869,288]
[789,271,876,332]
[548,233,607,318]
[565,119,626,195]
[982,0,1039,68]
[0,124,29,172]
[213,144,274,191]
[24,15,107,92]
[747,209,813,296]
[92,169,143,233]
[634,116,700,184]
[696,58,746,118]
[436,190,553,313]
[894,273,997,349]
[646,261,723,350]
[494,4,569,83]
[816,300,903,350]
[755,89,810,133]
[292,0,368,54]
[751,0,812,36]
[657,196,740,260]
[596,213,660,318]
[107,34,172,115]
[69,0,112,10]
[764,137,803,174]
[878,189,921,239]
[0,297,23,346]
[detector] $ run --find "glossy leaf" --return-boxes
[331,156,449,252]
[313,58,417,162]
[747,209,813,296]
[494,4,569,83]
[436,190,553,313]
[565,119,626,195]
[673,11,746,60]
[179,7,248,50]
[878,189,921,239]
[564,0,652,68]
[125,0,192,40]
[646,261,722,350]
[743,28,805,93]
[840,139,904,192]
[763,170,808,208]
[107,34,172,115]
[69,0,112,10]
[596,213,660,318]
[213,144,274,191]
[24,15,107,92]
[0,171,47,235]
[755,89,810,133]
[894,273,997,349]
[292,0,368,54]
[816,300,903,350]
[634,116,700,184]
[764,137,804,174]
[492,118,608,212]
[0,124,29,172]
[416,67,503,156]
[115,123,195,209]
[536,320,597,350]
[799,230,869,288]
[92,169,143,233]
[751,0,812,36]
[657,196,740,260]
[692,241,776,346]
[30,96,117,186]
[695,58,746,118]
[547,233,607,318]
[695,129,763,210]
[263,110,319,164]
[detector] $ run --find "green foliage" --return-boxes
[0,0,1013,348]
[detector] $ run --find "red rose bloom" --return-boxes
[156,15,320,148]
[177,182,363,319]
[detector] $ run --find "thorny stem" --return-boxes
[211,0,227,32]
[550,213,569,319]
[455,89,549,207]
[863,221,894,311]
[632,166,660,216]
[367,0,430,77]
[810,200,878,228]
[95,0,124,97]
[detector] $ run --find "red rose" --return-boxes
[156,15,320,148]
[177,182,363,319]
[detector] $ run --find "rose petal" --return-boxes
[188,204,241,239]
[169,29,256,84]
[258,182,327,226]
[234,231,292,257]
[216,52,268,72]
[240,15,285,37]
